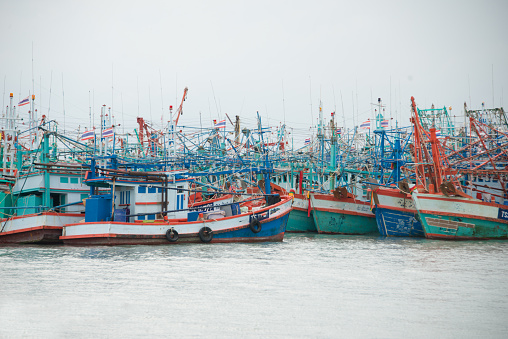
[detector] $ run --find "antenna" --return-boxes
[18,71,22,102]
[309,76,313,128]
[121,92,124,135]
[149,85,152,123]
[370,88,373,121]
[492,64,495,108]
[136,76,140,116]
[355,79,359,123]
[2,75,5,117]
[282,79,286,125]
[332,84,337,117]
[89,90,91,129]
[61,73,65,135]
[339,89,346,131]
[31,42,34,102]
[468,74,472,108]
[48,71,52,119]
[111,62,114,121]
[159,69,164,128]
[352,91,355,127]
[390,76,392,129]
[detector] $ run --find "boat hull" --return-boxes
[373,188,424,237]
[310,193,378,235]
[286,194,316,232]
[412,192,508,240]
[61,197,292,246]
[0,212,84,244]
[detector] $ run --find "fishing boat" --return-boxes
[60,157,292,245]
[371,186,424,237]
[412,190,508,240]
[0,95,91,243]
[310,187,378,235]
[61,196,292,245]
[286,192,316,232]
[408,96,508,240]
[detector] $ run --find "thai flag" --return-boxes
[381,120,389,128]
[214,119,226,129]
[304,138,311,145]
[81,130,95,141]
[336,127,342,135]
[102,127,114,138]
[18,96,29,106]
[435,130,443,138]
[360,120,370,129]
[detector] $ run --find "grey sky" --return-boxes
[1,0,507,141]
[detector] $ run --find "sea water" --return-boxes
[1,234,507,338]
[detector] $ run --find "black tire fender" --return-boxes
[198,227,213,243]
[166,228,179,242]
[249,218,262,233]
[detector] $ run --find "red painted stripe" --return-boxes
[419,209,508,225]
[312,207,375,218]
[135,202,161,205]
[376,204,416,214]
[375,188,411,199]
[417,194,508,210]
[312,194,370,205]
[189,194,232,207]
[1,225,62,236]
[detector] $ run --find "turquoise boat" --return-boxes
[286,194,316,232]
[310,193,378,235]
[412,191,508,240]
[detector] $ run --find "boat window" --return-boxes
[147,214,156,220]
[126,191,131,204]
[177,186,184,193]
[148,187,156,194]
[158,188,163,193]
[138,186,146,194]
[283,174,287,182]
[60,177,69,184]
[70,177,79,184]
[138,215,145,220]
